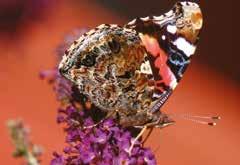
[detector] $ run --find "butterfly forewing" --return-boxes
[125,1,203,113]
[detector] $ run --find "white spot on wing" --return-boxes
[170,80,178,89]
[128,19,136,25]
[181,1,199,8]
[181,1,187,6]
[153,93,161,99]
[167,25,177,34]
[173,37,196,57]
[140,60,153,75]
[162,35,166,40]
[140,17,149,21]
[153,15,164,21]
[165,10,173,17]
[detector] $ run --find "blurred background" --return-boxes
[0,0,238,164]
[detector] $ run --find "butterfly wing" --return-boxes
[125,1,203,113]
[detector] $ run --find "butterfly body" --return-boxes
[59,1,203,128]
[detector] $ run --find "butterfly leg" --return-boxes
[128,119,166,155]
[142,127,154,145]
[128,125,148,155]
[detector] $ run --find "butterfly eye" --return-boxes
[81,53,96,67]
[108,39,121,53]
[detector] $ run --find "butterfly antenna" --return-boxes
[181,117,217,126]
[181,115,221,120]
[168,114,221,126]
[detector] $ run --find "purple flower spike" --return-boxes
[51,152,65,165]
[51,105,157,164]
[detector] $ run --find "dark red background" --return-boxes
[0,0,239,164]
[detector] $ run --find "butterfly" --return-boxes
[58,1,203,130]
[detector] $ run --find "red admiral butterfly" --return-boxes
[59,1,209,130]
